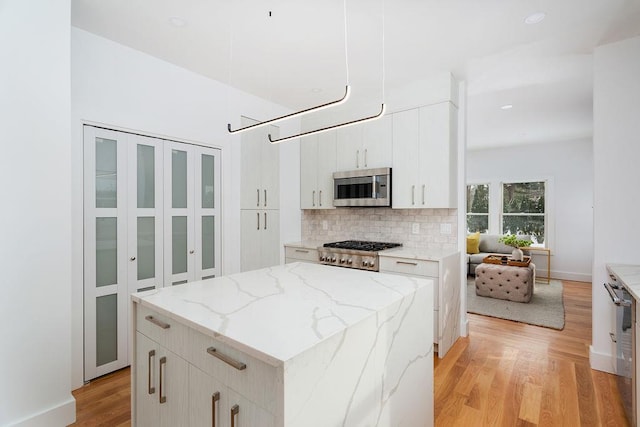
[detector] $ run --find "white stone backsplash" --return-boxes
[302,208,458,252]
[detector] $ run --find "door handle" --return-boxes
[159,356,167,404]
[230,404,239,427]
[312,190,316,207]
[364,148,368,167]
[148,349,155,394]
[256,212,260,230]
[211,391,220,427]
[356,150,360,168]
[256,189,260,207]
[264,189,267,207]
[264,212,267,230]
[422,184,425,205]
[411,185,415,205]
[319,190,322,207]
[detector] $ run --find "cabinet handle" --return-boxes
[295,249,309,253]
[396,261,418,266]
[207,347,247,370]
[159,356,167,404]
[230,404,239,427]
[145,315,170,330]
[319,190,322,207]
[211,391,220,427]
[422,184,425,205]
[256,212,260,230]
[190,249,195,254]
[264,189,267,207]
[256,189,260,207]
[264,212,267,230]
[148,350,155,394]
[411,185,415,205]
[130,256,136,261]
[356,150,360,168]
[312,190,316,207]
[364,148,368,167]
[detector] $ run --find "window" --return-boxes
[466,184,489,233]
[501,181,546,245]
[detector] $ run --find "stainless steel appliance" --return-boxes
[318,240,401,271]
[604,274,636,425]
[333,167,391,207]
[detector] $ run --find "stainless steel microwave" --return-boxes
[333,167,391,207]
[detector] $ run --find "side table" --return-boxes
[521,246,551,283]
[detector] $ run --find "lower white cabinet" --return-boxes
[135,332,189,427]
[189,365,275,427]
[284,245,319,264]
[379,250,461,358]
[241,210,280,271]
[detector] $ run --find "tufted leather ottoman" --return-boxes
[474,263,535,303]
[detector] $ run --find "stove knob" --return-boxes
[339,258,346,264]
[347,259,353,265]
[362,260,367,267]
[331,257,337,263]
[320,256,326,262]
[369,260,375,268]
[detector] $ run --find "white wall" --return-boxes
[0,1,76,425]
[71,28,301,388]
[467,138,594,282]
[591,35,640,373]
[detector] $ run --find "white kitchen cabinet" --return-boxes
[135,332,189,427]
[379,249,461,357]
[240,118,279,210]
[336,115,392,171]
[241,210,280,271]
[300,132,336,209]
[392,102,458,208]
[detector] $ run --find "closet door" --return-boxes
[194,147,222,280]
[163,142,195,286]
[127,135,164,294]
[83,126,129,380]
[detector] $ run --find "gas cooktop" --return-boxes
[323,240,402,252]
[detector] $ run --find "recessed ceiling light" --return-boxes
[524,12,546,25]
[501,104,513,110]
[168,17,187,27]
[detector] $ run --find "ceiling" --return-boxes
[71,0,640,149]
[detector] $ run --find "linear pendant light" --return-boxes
[227,85,351,134]
[268,103,386,144]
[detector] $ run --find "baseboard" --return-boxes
[8,396,75,427]
[549,270,592,283]
[589,345,615,374]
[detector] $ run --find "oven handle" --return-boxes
[603,282,632,307]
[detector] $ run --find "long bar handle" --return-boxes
[364,148,368,168]
[264,212,267,230]
[159,356,167,404]
[396,261,418,266]
[211,391,220,427]
[422,184,425,205]
[230,404,239,427]
[145,315,170,330]
[295,249,309,253]
[256,212,260,230]
[207,347,247,370]
[256,189,260,207]
[148,349,155,394]
[411,185,415,205]
[356,149,360,168]
[264,189,267,207]
[319,190,322,207]
[312,190,316,207]
[603,282,632,307]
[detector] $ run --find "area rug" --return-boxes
[466,277,565,330]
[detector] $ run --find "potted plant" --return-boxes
[499,234,532,261]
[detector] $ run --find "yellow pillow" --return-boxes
[466,232,480,254]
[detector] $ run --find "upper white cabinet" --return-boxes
[392,101,458,209]
[336,115,392,171]
[300,131,337,209]
[240,117,279,210]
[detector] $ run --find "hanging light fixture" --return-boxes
[267,0,387,144]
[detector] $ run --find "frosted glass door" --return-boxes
[164,142,195,286]
[84,126,129,380]
[195,148,221,280]
[127,135,164,294]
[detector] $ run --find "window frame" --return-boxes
[466,183,490,234]
[499,179,551,248]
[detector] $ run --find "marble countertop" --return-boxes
[132,262,432,366]
[285,241,459,261]
[607,264,640,301]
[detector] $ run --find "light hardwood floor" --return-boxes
[71,280,628,426]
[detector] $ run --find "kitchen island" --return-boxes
[132,262,434,427]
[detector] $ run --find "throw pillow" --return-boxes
[467,232,480,254]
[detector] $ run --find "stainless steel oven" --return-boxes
[604,273,636,425]
[333,167,391,207]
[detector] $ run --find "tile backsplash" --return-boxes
[302,208,458,252]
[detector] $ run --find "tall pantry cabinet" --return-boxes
[240,117,281,271]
